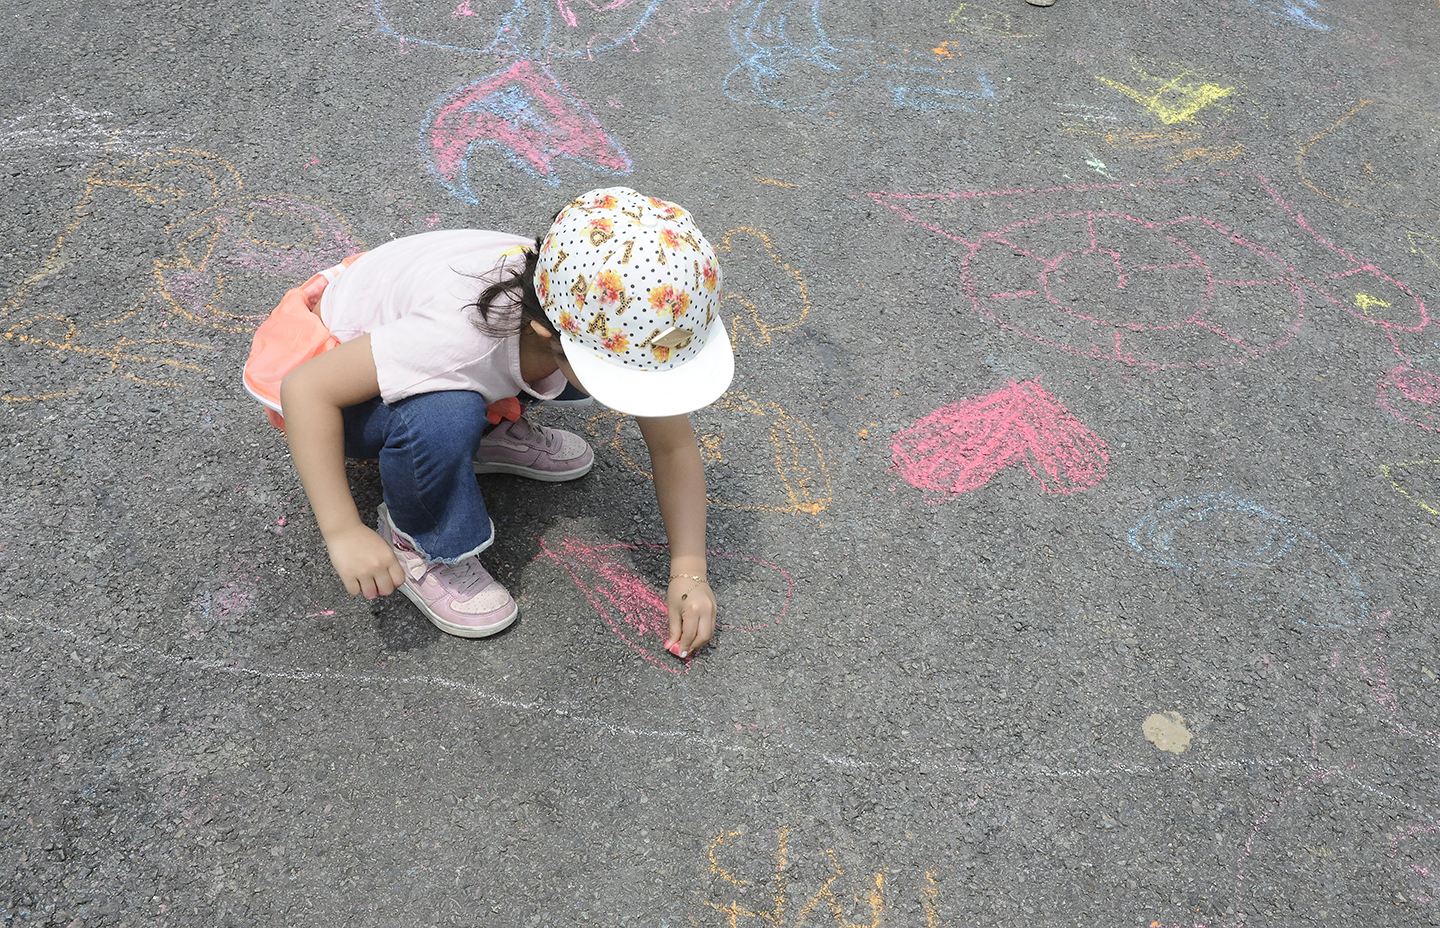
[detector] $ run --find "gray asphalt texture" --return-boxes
[3,1,1440,926]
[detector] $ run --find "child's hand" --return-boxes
[326,524,406,599]
[664,576,716,658]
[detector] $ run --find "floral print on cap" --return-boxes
[537,187,721,373]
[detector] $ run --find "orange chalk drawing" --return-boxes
[716,227,811,353]
[1165,142,1243,171]
[588,392,832,514]
[1095,62,1236,125]
[704,827,943,928]
[932,41,961,60]
[1380,460,1440,518]
[1,148,359,403]
[1298,101,1440,219]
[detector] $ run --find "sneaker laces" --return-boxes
[498,414,561,453]
[423,556,495,599]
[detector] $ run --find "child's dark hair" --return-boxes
[466,235,559,340]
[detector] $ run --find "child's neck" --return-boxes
[517,328,562,385]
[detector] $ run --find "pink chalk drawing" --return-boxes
[1389,825,1440,905]
[862,171,1429,372]
[423,59,632,198]
[155,194,361,332]
[1377,365,1440,432]
[532,538,794,673]
[452,0,476,16]
[891,380,1109,499]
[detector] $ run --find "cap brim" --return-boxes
[559,315,734,417]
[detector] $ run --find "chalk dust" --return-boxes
[1142,711,1192,754]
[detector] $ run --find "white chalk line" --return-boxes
[4,610,1428,799]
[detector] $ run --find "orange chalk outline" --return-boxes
[1298,101,1440,219]
[1,147,359,402]
[704,828,934,927]
[716,227,811,354]
[588,392,833,514]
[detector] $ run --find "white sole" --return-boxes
[472,458,594,481]
[399,582,519,638]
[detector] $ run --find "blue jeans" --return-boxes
[342,391,494,563]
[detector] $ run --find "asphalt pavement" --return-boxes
[3,1,1440,925]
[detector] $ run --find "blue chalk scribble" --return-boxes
[1129,494,1367,628]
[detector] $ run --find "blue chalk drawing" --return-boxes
[724,0,997,114]
[1245,0,1332,31]
[1128,494,1368,628]
[889,69,995,114]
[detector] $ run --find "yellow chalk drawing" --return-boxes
[1095,63,1236,125]
[1297,101,1440,219]
[1,148,359,403]
[1381,459,1440,517]
[945,3,1035,40]
[716,227,811,354]
[1354,293,1392,317]
[1408,231,1440,268]
[704,827,942,928]
[753,174,801,188]
[588,392,832,515]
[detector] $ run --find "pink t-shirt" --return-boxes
[318,229,567,405]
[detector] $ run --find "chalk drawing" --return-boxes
[1298,101,1440,219]
[715,227,811,355]
[1355,610,1440,748]
[0,95,168,156]
[864,172,1428,371]
[945,3,1036,42]
[1410,231,1440,269]
[1390,825,1440,906]
[422,59,632,196]
[588,392,833,514]
[16,608,1309,781]
[1128,494,1369,628]
[1376,366,1440,432]
[1244,0,1330,31]
[705,827,943,928]
[183,578,257,640]
[1380,459,1440,516]
[723,0,995,114]
[1094,61,1236,125]
[532,538,794,672]
[155,193,361,331]
[890,380,1109,499]
[1,148,361,402]
[1227,769,1435,927]
[371,0,708,60]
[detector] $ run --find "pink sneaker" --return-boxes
[377,504,518,638]
[474,415,594,481]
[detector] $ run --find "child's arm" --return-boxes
[280,335,406,599]
[636,414,716,657]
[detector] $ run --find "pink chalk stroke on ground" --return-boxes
[155,194,360,330]
[424,58,632,201]
[533,538,794,673]
[1377,365,1440,431]
[891,380,1109,498]
[861,172,1428,372]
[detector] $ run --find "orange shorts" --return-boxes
[242,252,366,429]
